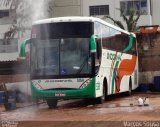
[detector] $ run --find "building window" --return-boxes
[0,10,9,18]
[90,5,109,16]
[120,0,148,15]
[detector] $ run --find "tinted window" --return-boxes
[30,38,92,78]
[95,22,137,55]
[32,22,93,39]
[94,22,102,59]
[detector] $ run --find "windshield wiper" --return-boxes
[76,56,89,74]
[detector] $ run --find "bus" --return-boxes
[20,17,138,108]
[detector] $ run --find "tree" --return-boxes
[1,0,54,44]
[103,8,141,32]
[1,0,32,44]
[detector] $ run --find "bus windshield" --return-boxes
[30,38,93,78]
[30,22,94,78]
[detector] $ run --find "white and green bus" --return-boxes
[20,17,138,108]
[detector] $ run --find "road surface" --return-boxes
[1,93,160,127]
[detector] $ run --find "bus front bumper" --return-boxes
[31,78,96,100]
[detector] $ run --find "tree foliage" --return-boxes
[2,0,32,44]
[104,8,141,32]
[2,0,54,44]
[103,15,125,30]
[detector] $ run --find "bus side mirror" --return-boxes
[90,35,97,53]
[20,39,30,59]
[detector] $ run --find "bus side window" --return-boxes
[96,39,102,66]
[96,39,100,59]
[101,24,110,49]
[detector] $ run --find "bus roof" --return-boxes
[33,16,130,35]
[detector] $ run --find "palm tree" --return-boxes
[103,8,141,32]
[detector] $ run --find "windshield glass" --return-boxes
[30,38,92,78]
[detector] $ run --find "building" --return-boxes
[52,0,160,27]
[0,0,31,96]
[82,0,152,27]
[136,26,160,85]
[0,0,48,62]
[52,0,81,17]
[0,0,18,61]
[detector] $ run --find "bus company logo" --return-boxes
[107,52,121,61]
[55,92,66,97]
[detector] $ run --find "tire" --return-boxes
[46,99,58,109]
[128,78,132,96]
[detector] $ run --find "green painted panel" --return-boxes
[90,35,97,53]
[20,39,30,58]
[31,78,96,100]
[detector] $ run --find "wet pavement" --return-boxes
[1,93,160,123]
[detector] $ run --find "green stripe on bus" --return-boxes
[111,61,120,94]
[123,35,133,53]
[20,39,30,57]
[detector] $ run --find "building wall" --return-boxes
[81,0,153,28]
[137,32,160,84]
[0,0,19,61]
[151,0,160,25]
[52,0,81,17]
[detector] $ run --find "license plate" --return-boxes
[55,92,66,97]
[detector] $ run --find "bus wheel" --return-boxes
[46,99,58,109]
[128,78,132,96]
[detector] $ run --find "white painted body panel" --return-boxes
[95,49,138,97]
